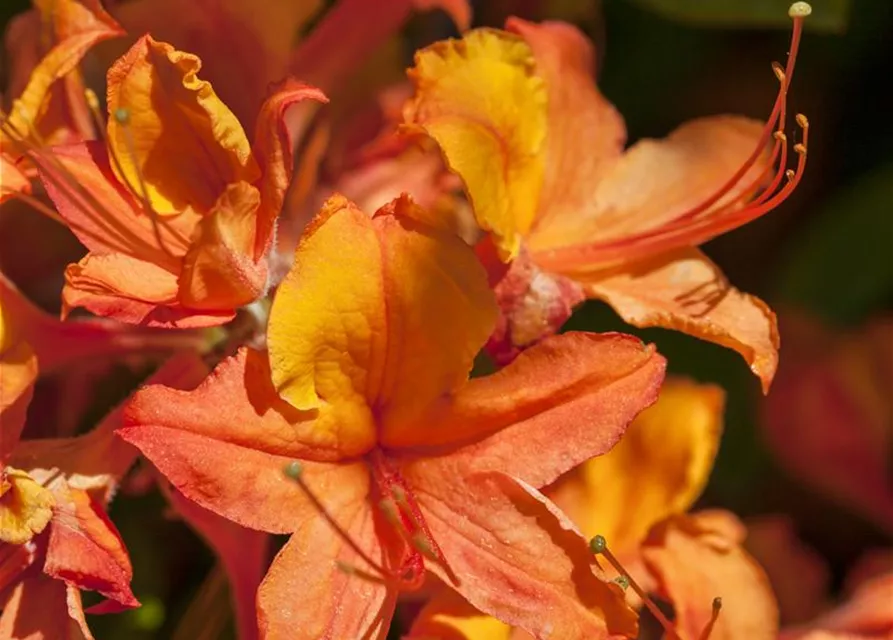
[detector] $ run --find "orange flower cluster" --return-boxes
[0,1,889,639]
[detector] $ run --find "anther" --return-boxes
[590,534,681,640]
[796,113,809,129]
[772,62,785,82]
[789,2,812,18]
[282,461,302,480]
[697,596,724,640]
[612,575,630,591]
[773,131,787,143]
[114,107,130,124]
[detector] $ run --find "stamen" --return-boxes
[697,597,723,640]
[544,4,811,272]
[111,108,176,258]
[84,88,106,144]
[3,189,67,226]
[590,534,682,640]
[283,461,392,581]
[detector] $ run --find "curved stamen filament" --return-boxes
[549,4,811,272]
[590,535,682,640]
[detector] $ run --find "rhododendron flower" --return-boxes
[32,36,326,327]
[0,0,123,203]
[0,354,206,637]
[120,194,666,639]
[408,379,779,639]
[403,5,814,391]
[761,314,893,533]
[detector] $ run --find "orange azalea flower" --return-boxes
[0,354,207,636]
[761,314,893,533]
[403,4,814,391]
[0,0,123,204]
[108,0,471,131]
[30,36,326,327]
[408,379,780,639]
[120,194,666,639]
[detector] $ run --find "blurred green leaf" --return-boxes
[623,0,850,32]
[775,164,893,322]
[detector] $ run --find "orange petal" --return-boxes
[106,35,259,215]
[0,467,55,545]
[0,576,93,640]
[251,80,327,260]
[290,0,472,98]
[0,292,37,455]
[124,348,367,462]
[745,516,830,625]
[118,421,368,535]
[269,195,496,448]
[530,115,769,255]
[37,141,196,261]
[779,573,893,639]
[3,1,122,152]
[403,470,638,638]
[576,248,779,392]
[404,28,547,259]
[45,482,139,611]
[641,511,779,640]
[0,156,31,202]
[178,181,266,310]
[256,487,395,640]
[505,18,626,252]
[761,315,893,532]
[385,332,664,472]
[548,378,724,556]
[407,588,516,640]
[164,484,267,640]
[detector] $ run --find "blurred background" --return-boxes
[2,0,890,637]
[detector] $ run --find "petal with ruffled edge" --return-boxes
[641,511,779,640]
[573,248,779,392]
[404,28,547,259]
[106,35,259,214]
[548,378,724,556]
[268,195,496,448]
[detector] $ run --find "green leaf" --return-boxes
[775,164,893,322]
[624,0,850,32]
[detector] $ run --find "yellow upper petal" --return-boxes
[550,377,724,554]
[0,467,55,545]
[106,35,259,215]
[404,28,547,259]
[268,194,496,452]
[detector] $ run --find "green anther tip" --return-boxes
[712,596,723,611]
[283,460,303,479]
[114,107,130,124]
[612,575,630,591]
[589,534,607,555]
